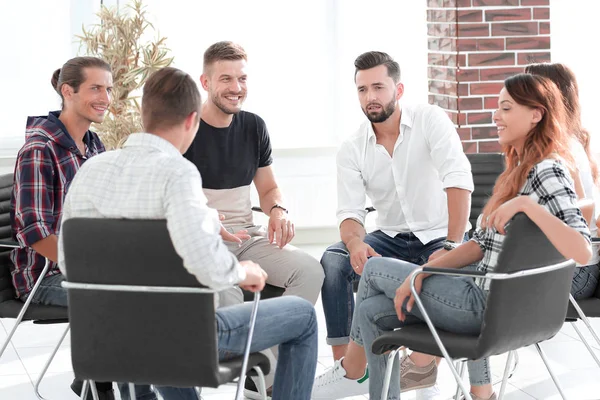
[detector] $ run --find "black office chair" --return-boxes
[372,213,576,400]
[61,218,270,400]
[564,238,600,369]
[0,172,69,399]
[466,153,504,235]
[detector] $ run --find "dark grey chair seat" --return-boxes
[63,218,271,397]
[218,353,271,386]
[373,324,481,360]
[372,213,576,400]
[567,297,600,320]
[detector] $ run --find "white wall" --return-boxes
[0,0,428,233]
[551,0,600,153]
[0,0,100,158]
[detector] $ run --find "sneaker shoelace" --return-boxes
[399,354,412,376]
[314,360,346,387]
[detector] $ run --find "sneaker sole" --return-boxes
[400,381,436,393]
[244,388,272,400]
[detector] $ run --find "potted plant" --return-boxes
[77,0,174,149]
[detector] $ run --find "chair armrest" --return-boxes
[421,267,486,278]
[0,239,19,249]
[251,206,263,213]
[365,206,376,214]
[417,259,573,283]
[61,281,232,294]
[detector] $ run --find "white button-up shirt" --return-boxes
[337,103,474,244]
[58,133,245,290]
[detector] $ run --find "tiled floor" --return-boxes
[1,244,599,399]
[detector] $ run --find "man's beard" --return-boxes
[212,92,244,115]
[363,98,396,123]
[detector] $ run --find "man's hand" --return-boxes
[219,214,251,244]
[428,248,449,262]
[239,260,268,292]
[394,270,423,321]
[268,208,295,249]
[346,238,381,275]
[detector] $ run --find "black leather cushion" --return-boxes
[64,218,270,389]
[566,297,600,320]
[0,172,68,322]
[218,352,271,385]
[466,153,504,234]
[372,324,479,359]
[243,284,285,302]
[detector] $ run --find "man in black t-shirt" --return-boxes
[184,41,324,395]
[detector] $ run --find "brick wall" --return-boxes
[427,0,551,153]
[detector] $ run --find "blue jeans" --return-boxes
[23,273,69,307]
[350,257,488,400]
[154,296,318,400]
[571,264,600,300]
[320,231,453,346]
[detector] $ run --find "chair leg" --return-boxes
[534,343,568,400]
[381,348,402,400]
[252,366,267,400]
[570,295,600,350]
[409,275,473,400]
[33,324,70,400]
[571,323,600,368]
[509,350,519,379]
[453,361,466,400]
[235,291,261,400]
[81,380,89,399]
[498,350,514,400]
[0,259,51,359]
[128,383,136,399]
[90,380,100,400]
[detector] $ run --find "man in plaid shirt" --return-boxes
[10,56,111,307]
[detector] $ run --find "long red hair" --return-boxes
[481,74,573,224]
[525,62,599,185]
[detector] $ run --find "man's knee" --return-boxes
[218,287,244,307]
[320,241,351,276]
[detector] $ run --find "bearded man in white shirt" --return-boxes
[316,51,474,398]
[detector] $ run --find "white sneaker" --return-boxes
[311,358,369,399]
[415,382,444,400]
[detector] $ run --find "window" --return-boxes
[143,0,428,149]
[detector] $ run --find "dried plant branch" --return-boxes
[76,0,174,149]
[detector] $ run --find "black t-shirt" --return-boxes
[184,111,273,190]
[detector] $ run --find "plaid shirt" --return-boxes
[471,158,591,290]
[10,111,105,298]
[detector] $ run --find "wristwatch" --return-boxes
[443,240,460,251]
[269,204,288,214]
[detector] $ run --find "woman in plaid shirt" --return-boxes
[312,73,592,400]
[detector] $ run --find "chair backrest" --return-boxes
[476,213,575,357]
[63,218,222,388]
[0,173,15,303]
[466,153,504,235]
